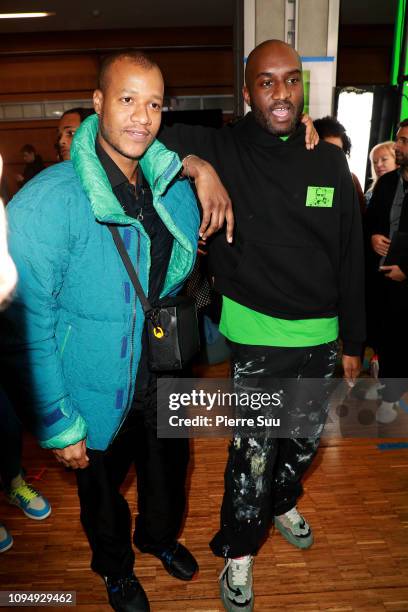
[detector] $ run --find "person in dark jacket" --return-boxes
[160,39,365,612]
[0,154,18,554]
[16,144,44,187]
[364,118,408,423]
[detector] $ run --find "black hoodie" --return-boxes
[160,113,365,355]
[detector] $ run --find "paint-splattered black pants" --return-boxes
[210,340,338,559]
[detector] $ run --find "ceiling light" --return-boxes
[0,12,55,19]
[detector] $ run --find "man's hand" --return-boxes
[182,155,234,242]
[301,114,319,150]
[52,439,89,470]
[371,234,391,257]
[380,264,407,282]
[342,355,361,387]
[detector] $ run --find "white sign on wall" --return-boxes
[301,56,336,119]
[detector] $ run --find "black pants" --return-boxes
[377,282,408,402]
[210,340,338,559]
[75,380,189,578]
[0,387,23,488]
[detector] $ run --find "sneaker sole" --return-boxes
[220,584,254,612]
[0,536,13,553]
[274,520,314,549]
[8,499,52,521]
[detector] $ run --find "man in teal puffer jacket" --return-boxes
[1,52,232,612]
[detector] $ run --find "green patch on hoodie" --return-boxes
[306,186,334,208]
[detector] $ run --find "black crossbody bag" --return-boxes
[109,226,200,371]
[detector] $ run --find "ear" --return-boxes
[93,89,103,116]
[243,85,251,108]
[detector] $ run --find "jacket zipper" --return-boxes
[60,324,72,356]
[109,228,140,444]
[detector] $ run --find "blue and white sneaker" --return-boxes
[0,523,13,553]
[219,555,254,612]
[6,475,51,520]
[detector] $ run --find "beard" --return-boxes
[395,151,408,168]
[251,97,304,136]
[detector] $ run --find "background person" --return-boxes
[363,141,397,381]
[56,107,95,161]
[0,156,17,304]
[0,387,52,551]
[365,119,408,423]
[15,144,44,188]
[0,156,50,554]
[365,141,397,206]
[314,115,365,214]
[0,153,16,554]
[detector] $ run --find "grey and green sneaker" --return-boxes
[274,506,313,549]
[219,555,254,612]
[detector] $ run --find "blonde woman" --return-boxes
[365,141,397,205]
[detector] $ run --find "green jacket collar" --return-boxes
[71,114,182,224]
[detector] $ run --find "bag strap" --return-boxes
[108,225,152,315]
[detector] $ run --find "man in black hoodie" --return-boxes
[161,40,364,612]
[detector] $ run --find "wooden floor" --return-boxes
[1,366,408,611]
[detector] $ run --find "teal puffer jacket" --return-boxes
[3,115,199,450]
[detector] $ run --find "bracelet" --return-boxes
[182,154,197,183]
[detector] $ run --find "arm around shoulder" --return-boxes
[181,155,234,242]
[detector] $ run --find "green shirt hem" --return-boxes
[220,296,339,347]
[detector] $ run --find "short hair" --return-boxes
[98,51,159,91]
[368,141,396,189]
[398,118,408,129]
[314,116,352,156]
[21,144,36,155]
[60,107,94,123]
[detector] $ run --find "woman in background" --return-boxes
[365,141,397,206]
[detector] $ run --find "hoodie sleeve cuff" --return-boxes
[342,341,363,357]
